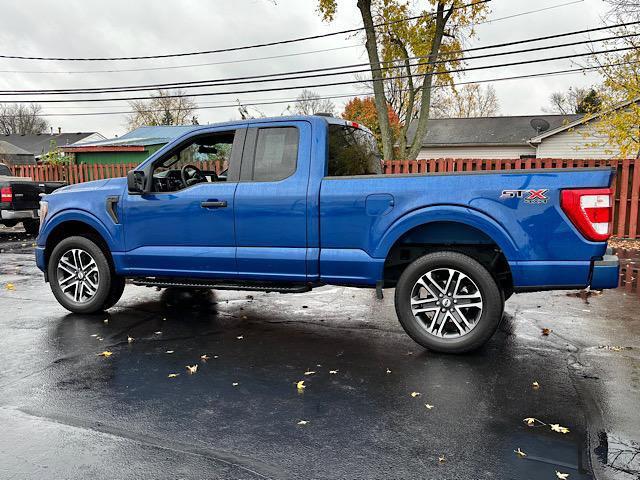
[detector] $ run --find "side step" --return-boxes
[130,277,313,294]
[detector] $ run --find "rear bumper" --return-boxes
[590,254,619,290]
[1,209,38,220]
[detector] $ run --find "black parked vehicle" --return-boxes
[0,163,65,234]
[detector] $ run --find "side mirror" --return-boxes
[127,170,145,194]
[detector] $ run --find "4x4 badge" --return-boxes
[500,189,548,204]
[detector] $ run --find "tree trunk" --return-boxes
[357,0,395,160]
[405,2,451,160]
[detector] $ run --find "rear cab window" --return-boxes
[327,123,382,177]
[252,127,299,182]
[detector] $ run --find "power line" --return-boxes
[0,28,635,96]
[0,0,489,62]
[0,0,586,75]
[0,45,633,104]
[10,59,635,118]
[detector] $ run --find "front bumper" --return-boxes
[1,209,38,220]
[590,254,619,289]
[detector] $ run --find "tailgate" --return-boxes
[3,181,42,210]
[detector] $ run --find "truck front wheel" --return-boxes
[48,236,124,314]
[394,251,503,354]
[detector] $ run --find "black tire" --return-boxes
[48,236,121,314]
[394,251,503,354]
[23,219,39,235]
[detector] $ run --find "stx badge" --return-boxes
[500,189,549,204]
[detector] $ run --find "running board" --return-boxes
[130,277,313,293]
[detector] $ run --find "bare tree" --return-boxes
[0,103,49,135]
[431,84,499,118]
[126,89,198,129]
[543,87,601,114]
[292,90,336,115]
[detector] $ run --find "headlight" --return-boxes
[38,200,48,230]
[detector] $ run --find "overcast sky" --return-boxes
[0,0,612,138]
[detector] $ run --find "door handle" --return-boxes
[201,200,227,209]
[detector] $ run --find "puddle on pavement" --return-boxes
[594,431,640,477]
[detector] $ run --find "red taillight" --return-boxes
[1,186,12,202]
[560,188,612,242]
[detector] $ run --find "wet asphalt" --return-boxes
[0,226,639,480]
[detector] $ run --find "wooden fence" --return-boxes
[9,157,640,238]
[617,249,640,296]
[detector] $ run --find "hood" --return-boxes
[51,178,112,194]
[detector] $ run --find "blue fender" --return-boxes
[372,205,520,261]
[38,208,120,252]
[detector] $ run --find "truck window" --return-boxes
[252,127,298,182]
[327,124,382,177]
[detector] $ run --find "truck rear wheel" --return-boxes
[48,236,124,314]
[394,251,503,354]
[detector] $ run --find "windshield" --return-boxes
[327,124,382,176]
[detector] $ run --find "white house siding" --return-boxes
[535,123,621,159]
[417,145,536,159]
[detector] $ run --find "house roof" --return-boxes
[64,125,196,150]
[1,132,104,156]
[410,114,582,147]
[0,140,33,156]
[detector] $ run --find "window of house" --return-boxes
[327,124,382,176]
[252,127,298,181]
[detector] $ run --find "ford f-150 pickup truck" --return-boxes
[1,163,65,234]
[35,116,620,353]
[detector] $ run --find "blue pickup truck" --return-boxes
[35,115,619,353]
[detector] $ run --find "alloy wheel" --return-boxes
[56,248,100,303]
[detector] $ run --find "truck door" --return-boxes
[122,126,245,278]
[234,121,312,281]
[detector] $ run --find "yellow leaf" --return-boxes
[154,331,162,335]
[411,392,421,398]
[232,382,239,386]
[386,368,392,374]
[556,471,569,479]
[90,334,98,337]
[296,380,306,392]
[103,319,109,324]
[166,350,174,354]
[186,364,198,374]
[438,455,446,463]
[523,417,538,426]
[329,370,338,374]
[532,381,540,389]
[304,371,316,375]
[97,351,113,357]
[297,420,308,425]
[542,328,552,336]
[425,404,434,409]
[237,335,244,339]
[168,373,179,378]
[200,354,210,361]
[127,336,134,343]
[550,424,570,434]
[514,447,527,457]
[213,355,219,359]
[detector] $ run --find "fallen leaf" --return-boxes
[6,283,16,290]
[127,336,134,343]
[297,420,308,425]
[410,392,421,398]
[97,337,104,341]
[329,370,338,374]
[241,315,248,320]
[556,471,569,479]
[296,380,306,392]
[98,351,113,357]
[103,319,109,324]
[425,404,434,409]
[213,355,219,359]
[514,447,527,457]
[186,365,198,374]
[237,335,244,339]
[386,368,392,374]
[438,455,446,463]
[154,331,162,335]
[166,350,174,354]
[200,354,211,361]
[167,373,179,378]
[532,381,540,389]
[90,334,98,337]
[542,328,552,336]
[232,382,239,386]
[550,424,570,434]
[304,371,316,376]
[523,417,538,426]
